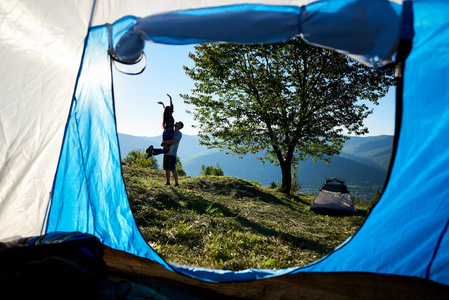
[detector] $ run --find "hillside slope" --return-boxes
[123,164,368,271]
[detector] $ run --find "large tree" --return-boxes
[181,38,395,193]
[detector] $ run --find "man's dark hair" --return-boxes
[178,121,184,129]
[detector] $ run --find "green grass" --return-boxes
[123,164,368,271]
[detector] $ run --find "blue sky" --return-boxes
[114,43,396,138]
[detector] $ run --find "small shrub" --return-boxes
[176,156,187,176]
[264,259,282,268]
[369,189,382,208]
[250,180,261,187]
[200,163,224,176]
[291,166,301,194]
[122,148,158,169]
[272,181,282,191]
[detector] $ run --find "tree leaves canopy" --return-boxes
[181,38,395,192]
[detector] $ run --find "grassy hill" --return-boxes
[123,163,369,271]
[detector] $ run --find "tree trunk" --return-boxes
[280,159,292,194]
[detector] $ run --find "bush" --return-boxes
[291,179,301,194]
[200,163,224,176]
[176,156,187,176]
[122,148,158,169]
[291,166,301,194]
[369,189,382,208]
[250,180,261,187]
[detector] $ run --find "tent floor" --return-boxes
[100,246,449,299]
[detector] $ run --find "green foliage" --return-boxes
[200,163,224,176]
[369,189,382,208]
[291,166,301,194]
[264,259,282,268]
[182,38,395,194]
[249,180,261,187]
[269,171,301,194]
[123,164,368,271]
[271,181,284,192]
[122,148,158,169]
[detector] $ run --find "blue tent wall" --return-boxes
[292,0,449,285]
[46,0,449,287]
[47,17,171,270]
[404,0,449,284]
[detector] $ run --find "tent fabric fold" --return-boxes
[47,16,171,269]
[112,1,401,67]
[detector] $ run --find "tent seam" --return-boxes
[88,0,97,29]
[426,217,449,279]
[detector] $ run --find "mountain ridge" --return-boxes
[118,133,393,199]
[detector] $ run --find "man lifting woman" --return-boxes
[146,94,184,186]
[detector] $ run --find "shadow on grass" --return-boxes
[170,189,333,255]
[234,216,333,255]
[126,171,335,257]
[183,177,311,209]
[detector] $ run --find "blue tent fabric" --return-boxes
[405,0,449,284]
[292,0,449,285]
[46,0,449,287]
[48,14,299,282]
[47,17,171,270]
[301,0,402,63]
[114,1,401,67]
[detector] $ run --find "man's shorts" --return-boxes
[163,155,176,171]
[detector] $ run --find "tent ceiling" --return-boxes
[91,1,311,26]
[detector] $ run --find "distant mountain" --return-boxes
[340,135,393,170]
[118,133,393,199]
[118,133,207,159]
